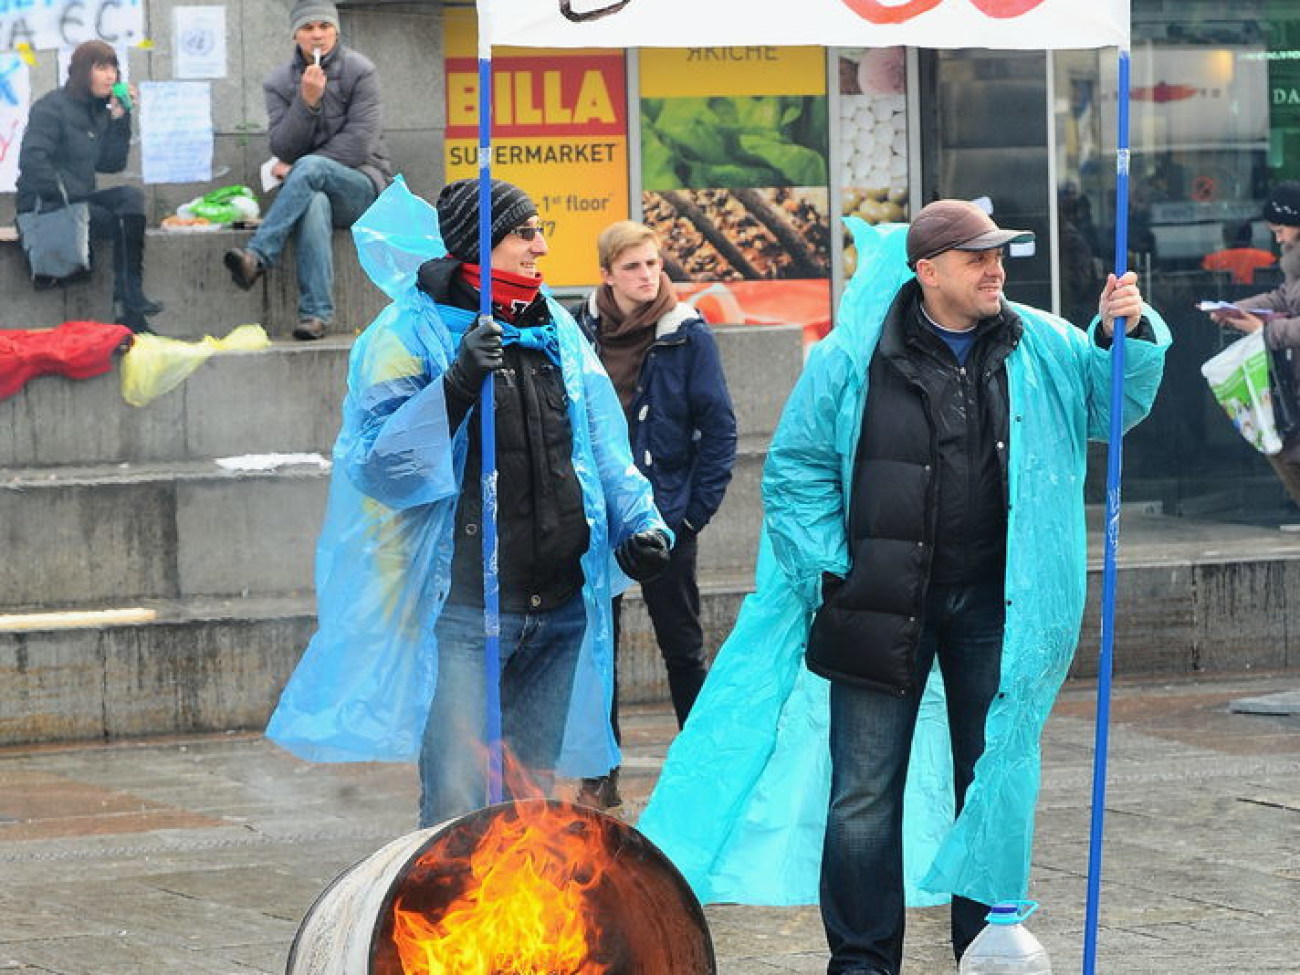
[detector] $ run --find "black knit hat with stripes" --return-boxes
[435,178,538,262]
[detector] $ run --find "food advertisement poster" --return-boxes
[444,7,628,286]
[639,46,832,340]
[836,47,910,281]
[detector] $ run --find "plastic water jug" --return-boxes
[958,900,1052,975]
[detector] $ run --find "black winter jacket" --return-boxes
[417,258,589,612]
[15,87,131,213]
[263,44,393,196]
[573,294,737,534]
[806,280,1019,694]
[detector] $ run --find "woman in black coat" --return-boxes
[15,40,162,332]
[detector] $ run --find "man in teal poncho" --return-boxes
[638,202,1170,975]
[266,177,669,828]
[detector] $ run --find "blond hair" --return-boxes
[597,220,659,271]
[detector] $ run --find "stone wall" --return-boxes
[0,0,447,225]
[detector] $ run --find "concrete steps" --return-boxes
[0,320,804,746]
[0,594,313,746]
[1,229,387,341]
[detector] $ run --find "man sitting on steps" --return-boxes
[222,0,392,341]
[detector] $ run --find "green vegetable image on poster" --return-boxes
[642,96,829,191]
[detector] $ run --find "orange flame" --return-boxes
[390,801,612,975]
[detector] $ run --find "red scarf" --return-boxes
[458,264,542,323]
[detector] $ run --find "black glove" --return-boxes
[615,529,671,582]
[444,316,504,398]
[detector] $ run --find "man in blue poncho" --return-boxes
[411,179,670,826]
[265,177,669,829]
[638,202,1170,975]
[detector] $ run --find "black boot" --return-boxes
[113,300,155,334]
[113,214,164,328]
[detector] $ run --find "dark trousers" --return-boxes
[86,185,149,311]
[821,582,1005,975]
[610,528,707,742]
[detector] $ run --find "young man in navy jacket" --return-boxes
[574,220,738,809]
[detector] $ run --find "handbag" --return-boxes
[15,174,91,283]
[1268,345,1300,441]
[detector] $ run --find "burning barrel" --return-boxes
[286,798,716,974]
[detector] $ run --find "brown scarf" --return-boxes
[595,271,677,413]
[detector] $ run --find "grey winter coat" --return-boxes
[1242,243,1300,462]
[263,44,393,194]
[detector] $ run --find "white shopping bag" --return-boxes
[1201,330,1284,455]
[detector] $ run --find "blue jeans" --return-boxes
[246,154,376,322]
[821,582,1005,975]
[418,595,588,828]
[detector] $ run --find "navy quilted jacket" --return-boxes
[575,294,737,533]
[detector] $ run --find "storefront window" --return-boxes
[1054,1,1300,520]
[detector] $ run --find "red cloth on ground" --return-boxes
[0,321,134,400]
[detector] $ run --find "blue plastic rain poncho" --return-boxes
[266,177,665,777]
[639,219,1170,908]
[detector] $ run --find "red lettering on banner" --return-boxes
[0,120,18,163]
[841,0,943,23]
[966,0,1048,16]
[841,0,1047,22]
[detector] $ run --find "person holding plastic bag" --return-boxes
[638,201,1170,975]
[266,176,669,829]
[15,41,164,333]
[1206,181,1300,506]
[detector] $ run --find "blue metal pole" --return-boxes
[476,25,503,807]
[1082,46,1131,975]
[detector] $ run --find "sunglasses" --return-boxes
[510,225,546,241]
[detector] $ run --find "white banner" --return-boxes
[1,0,145,54]
[0,53,31,193]
[482,0,1129,51]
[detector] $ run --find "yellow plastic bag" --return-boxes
[120,324,271,407]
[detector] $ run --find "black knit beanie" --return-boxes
[1263,181,1300,227]
[436,178,538,262]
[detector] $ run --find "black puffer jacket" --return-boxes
[15,87,130,213]
[806,280,1019,694]
[417,258,589,612]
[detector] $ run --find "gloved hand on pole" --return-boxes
[445,316,505,397]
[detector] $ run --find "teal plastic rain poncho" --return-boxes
[266,177,665,777]
[639,219,1170,908]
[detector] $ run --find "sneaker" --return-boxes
[223,247,264,291]
[293,316,327,341]
[575,768,622,810]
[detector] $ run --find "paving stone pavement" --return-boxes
[0,672,1297,974]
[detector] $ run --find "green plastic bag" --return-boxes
[177,185,260,225]
[121,324,271,407]
[1200,330,1283,455]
